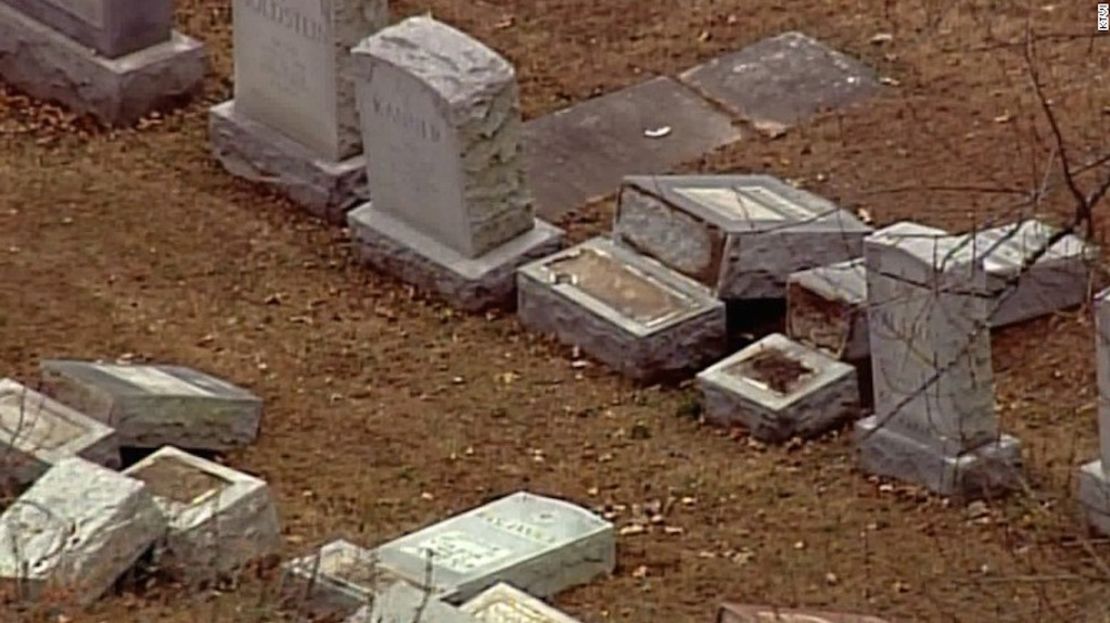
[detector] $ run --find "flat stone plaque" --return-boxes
[523,76,741,220]
[679,31,880,134]
[461,582,583,623]
[373,491,615,604]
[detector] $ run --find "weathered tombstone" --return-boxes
[283,538,393,617]
[1078,287,1110,535]
[856,223,1022,498]
[613,174,872,301]
[373,491,615,604]
[461,582,583,623]
[39,360,262,451]
[0,378,118,489]
[718,602,892,623]
[0,457,165,606]
[346,16,563,311]
[698,333,860,442]
[210,0,389,222]
[679,32,880,136]
[517,237,727,383]
[0,0,205,126]
[123,445,281,578]
[368,581,478,623]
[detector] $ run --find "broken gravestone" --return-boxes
[346,16,563,311]
[39,360,262,451]
[123,445,281,579]
[786,257,869,362]
[517,236,727,383]
[0,457,165,606]
[461,582,583,623]
[0,378,118,490]
[1078,287,1110,536]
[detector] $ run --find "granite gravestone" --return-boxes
[210,0,388,222]
[347,16,563,311]
[461,582,583,623]
[1078,287,1110,535]
[855,223,1022,498]
[0,0,172,58]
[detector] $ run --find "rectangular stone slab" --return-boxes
[523,76,741,220]
[1,0,173,58]
[461,582,583,623]
[373,491,615,604]
[719,602,892,623]
[40,360,263,451]
[679,31,880,134]
[282,538,406,617]
[0,378,119,488]
[786,258,869,361]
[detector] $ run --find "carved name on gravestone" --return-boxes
[856,223,1022,498]
[0,0,173,58]
[373,491,615,604]
[1078,288,1110,536]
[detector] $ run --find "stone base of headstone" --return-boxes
[697,333,860,442]
[0,457,165,606]
[856,416,1023,498]
[209,101,369,225]
[348,203,564,312]
[123,446,281,580]
[1078,461,1110,536]
[281,539,393,618]
[0,2,205,127]
[517,237,726,384]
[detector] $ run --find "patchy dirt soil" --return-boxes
[1,1,1109,622]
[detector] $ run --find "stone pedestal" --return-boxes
[0,1,204,126]
[517,237,726,383]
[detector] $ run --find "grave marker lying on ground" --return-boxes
[0,457,165,606]
[123,446,281,579]
[347,15,563,311]
[210,0,388,222]
[613,174,872,301]
[1078,287,1110,536]
[0,0,205,126]
[698,333,860,442]
[856,223,1022,498]
[283,538,387,617]
[718,602,893,623]
[517,237,727,383]
[461,582,583,623]
[0,378,118,489]
[40,360,263,451]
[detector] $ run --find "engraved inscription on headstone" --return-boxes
[402,531,513,574]
[95,364,212,397]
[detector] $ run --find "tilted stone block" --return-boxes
[786,258,868,361]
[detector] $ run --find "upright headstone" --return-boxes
[346,16,563,311]
[855,223,1022,498]
[0,0,205,126]
[210,0,389,222]
[1078,288,1110,535]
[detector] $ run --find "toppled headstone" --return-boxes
[369,581,478,623]
[0,457,165,606]
[517,236,727,383]
[347,16,563,311]
[123,446,280,578]
[856,223,1022,498]
[40,360,262,451]
[719,602,892,623]
[0,378,118,489]
[374,491,615,604]
[613,174,872,300]
[786,258,869,361]
[697,333,860,442]
[678,31,881,135]
[210,0,388,222]
[0,0,205,126]
[461,582,583,623]
[283,538,389,616]
[1078,287,1110,535]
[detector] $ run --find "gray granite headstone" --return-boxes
[1079,288,1110,535]
[0,0,172,58]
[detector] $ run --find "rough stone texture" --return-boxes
[282,538,394,618]
[678,31,881,135]
[349,203,563,312]
[0,378,119,489]
[974,219,1097,328]
[613,174,872,300]
[517,237,727,384]
[39,360,262,452]
[1,0,173,59]
[719,602,892,623]
[786,258,868,361]
[369,581,478,623]
[859,222,1023,498]
[697,333,860,442]
[373,491,615,604]
[0,457,165,606]
[209,101,370,224]
[122,446,281,579]
[523,76,742,221]
[350,16,534,259]
[461,582,583,623]
[0,2,205,126]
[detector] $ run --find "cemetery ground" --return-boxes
[0,0,1107,621]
